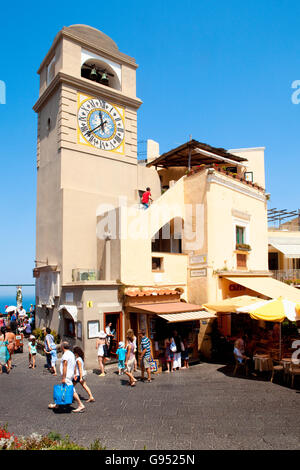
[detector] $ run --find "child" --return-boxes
[73,346,95,403]
[28,335,37,369]
[116,341,126,375]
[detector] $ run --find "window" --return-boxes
[47,56,56,85]
[236,226,245,245]
[293,258,300,269]
[152,256,163,271]
[237,253,247,269]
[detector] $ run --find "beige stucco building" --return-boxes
[34,25,300,368]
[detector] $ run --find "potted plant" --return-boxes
[236,243,251,251]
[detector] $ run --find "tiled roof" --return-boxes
[125,288,179,297]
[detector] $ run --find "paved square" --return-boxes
[0,347,299,450]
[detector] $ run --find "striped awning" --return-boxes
[157,310,216,323]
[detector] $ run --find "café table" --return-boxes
[253,354,273,372]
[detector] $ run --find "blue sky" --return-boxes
[0,0,299,292]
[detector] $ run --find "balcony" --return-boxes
[268,225,300,232]
[72,269,100,282]
[271,269,300,283]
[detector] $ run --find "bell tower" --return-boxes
[33,25,142,287]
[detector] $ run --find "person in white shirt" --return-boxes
[105,322,114,355]
[18,306,27,319]
[48,341,85,413]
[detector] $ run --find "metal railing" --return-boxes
[268,224,300,232]
[271,269,300,282]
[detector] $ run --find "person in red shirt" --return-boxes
[141,187,152,209]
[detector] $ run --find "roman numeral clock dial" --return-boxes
[77,94,125,153]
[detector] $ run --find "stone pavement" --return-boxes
[0,344,299,450]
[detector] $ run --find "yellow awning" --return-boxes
[224,276,300,303]
[203,295,264,313]
[157,311,216,323]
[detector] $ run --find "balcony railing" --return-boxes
[271,269,300,282]
[268,224,300,232]
[72,269,100,282]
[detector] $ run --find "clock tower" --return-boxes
[33,25,158,365]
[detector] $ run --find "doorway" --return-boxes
[104,311,122,358]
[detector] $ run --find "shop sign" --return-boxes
[190,268,207,277]
[87,301,93,308]
[189,254,207,265]
[229,283,245,291]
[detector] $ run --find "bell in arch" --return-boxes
[100,72,109,86]
[90,66,98,81]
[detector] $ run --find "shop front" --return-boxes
[203,276,300,362]
[124,289,215,371]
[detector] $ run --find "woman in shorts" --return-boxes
[73,346,95,402]
[96,330,108,377]
[124,330,137,387]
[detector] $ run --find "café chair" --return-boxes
[233,355,249,377]
[270,361,284,383]
[290,363,300,388]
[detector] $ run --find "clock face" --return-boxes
[77,96,125,152]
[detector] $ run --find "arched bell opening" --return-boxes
[81,59,121,90]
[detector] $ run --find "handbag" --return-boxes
[149,356,158,372]
[170,340,177,353]
[53,383,74,405]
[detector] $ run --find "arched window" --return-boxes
[152,218,183,254]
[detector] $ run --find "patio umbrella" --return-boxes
[237,297,300,322]
[202,295,264,313]
[239,297,300,360]
[5,306,17,314]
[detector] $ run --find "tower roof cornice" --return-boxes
[37,25,138,74]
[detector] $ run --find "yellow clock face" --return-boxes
[77,93,125,153]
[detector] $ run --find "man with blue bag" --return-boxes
[48,341,85,413]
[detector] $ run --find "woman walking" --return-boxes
[5,326,16,373]
[124,329,137,387]
[96,330,108,377]
[164,336,174,372]
[172,330,182,371]
[73,346,95,402]
[0,327,9,373]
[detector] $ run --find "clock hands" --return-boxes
[86,120,107,136]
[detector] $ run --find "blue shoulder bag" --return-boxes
[53,383,74,405]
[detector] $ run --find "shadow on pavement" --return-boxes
[217,364,300,389]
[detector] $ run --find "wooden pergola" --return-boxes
[146,139,247,169]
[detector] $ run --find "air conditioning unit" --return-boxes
[80,272,90,281]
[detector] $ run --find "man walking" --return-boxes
[48,341,85,413]
[140,329,151,383]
